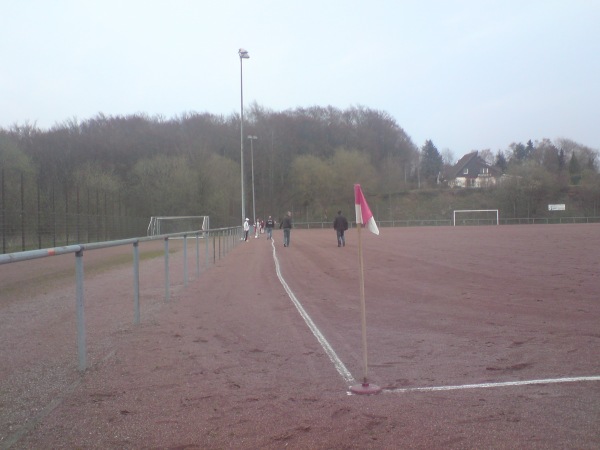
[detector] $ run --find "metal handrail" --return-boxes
[1,226,242,371]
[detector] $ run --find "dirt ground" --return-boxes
[1,224,599,449]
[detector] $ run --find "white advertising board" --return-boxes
[548,204,566,211]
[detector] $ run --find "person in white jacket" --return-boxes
[243,218,250,241]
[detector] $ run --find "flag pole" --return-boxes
[357,219,369,383]
[350,184,381,395]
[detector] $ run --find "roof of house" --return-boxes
[447,151,501,179]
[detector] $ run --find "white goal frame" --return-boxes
[453,210,499,226]
[147,216,210,236]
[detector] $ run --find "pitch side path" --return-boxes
[2,225,600,448]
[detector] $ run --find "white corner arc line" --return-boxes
[384,376,600,394]
[271,240,355,384]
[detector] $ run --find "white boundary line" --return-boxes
[270,241,600,395]
[384,376,600,394]
[271,240,355,384]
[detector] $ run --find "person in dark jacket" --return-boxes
[279,211,292,247]
[333,210,349,247]
[265,215,275,240]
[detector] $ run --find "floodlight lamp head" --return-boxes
[239,48,249,59]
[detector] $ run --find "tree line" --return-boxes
[1,104,599,230]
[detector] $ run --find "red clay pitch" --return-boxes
[1,224,599,448]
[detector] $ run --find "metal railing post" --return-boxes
[205,230,210,267]
[164,237,170,301]
[195,232,200,278]
[133,241,140,324]
[183,234,188,287]
[75,248,87,371]
[213,233,216,264]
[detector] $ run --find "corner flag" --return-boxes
[354,184,379,235]
[350,183,382,395]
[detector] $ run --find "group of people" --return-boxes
[243,217,266,240]
[242,210,349,248]
[242,214,288,242]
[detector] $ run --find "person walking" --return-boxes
[333,210,349,247]
[243,218,250,241]
[279,211,292,247]
[265,215,275,240]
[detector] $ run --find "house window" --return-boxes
[463,168,468,175]
[481,167,489,174]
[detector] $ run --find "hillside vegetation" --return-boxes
[1,105,599,228]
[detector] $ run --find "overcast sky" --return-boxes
[2,0,599,157]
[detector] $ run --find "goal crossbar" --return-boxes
[147,216,209,236]
[453,209,499,226]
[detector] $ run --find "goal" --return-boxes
[147,216,210,236]
[453,210,499,226]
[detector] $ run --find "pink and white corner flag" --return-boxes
[354,184,379,235]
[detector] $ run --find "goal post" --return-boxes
[453,210,499,226]
[147,216,210,236]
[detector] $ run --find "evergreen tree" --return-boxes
[526,139,535,159]
[569,153,581,185]
[558,148,566,171]
[495,150,508,173]
[420,140,443,186]
[511,142,528,163]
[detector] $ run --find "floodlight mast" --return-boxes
[248,135,258,230]
[239,48,250,225]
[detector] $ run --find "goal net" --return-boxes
[453,210,499,226]
[147,216,210,236]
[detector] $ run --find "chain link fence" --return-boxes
[5,168,600,254]
[1,169,148,253]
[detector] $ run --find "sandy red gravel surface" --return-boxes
[1,224,600,449]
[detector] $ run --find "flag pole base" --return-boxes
[350,382,382,395]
